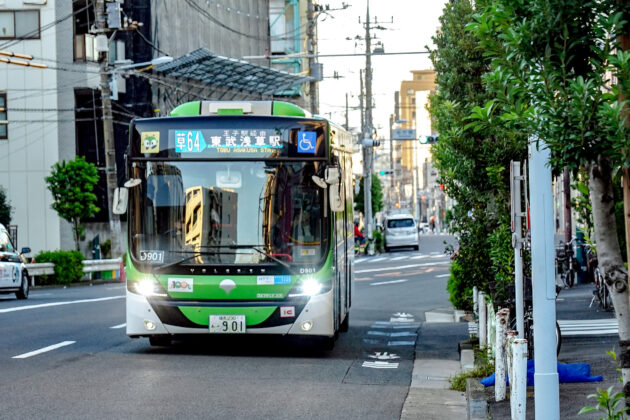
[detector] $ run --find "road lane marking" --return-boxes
[110,323,126,329]
[355,262,445,274]
[0,296,124,314]
[436,274,450,278]
[106,286,125,290]
[362,361,399,369]
[411,255,429,259]
[390,256,408,261]
[370,279,408,286]
[367,257,388,263]
[13,341,76,359]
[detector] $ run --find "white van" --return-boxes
[0,224,30,299]
[384,214,419,252]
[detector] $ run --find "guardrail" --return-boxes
[25,258,122,286]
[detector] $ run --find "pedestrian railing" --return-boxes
[25,258,122,286]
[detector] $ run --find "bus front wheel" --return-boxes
[149,335,172,347]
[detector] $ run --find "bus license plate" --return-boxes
[209,315,246,333]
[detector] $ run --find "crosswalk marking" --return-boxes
[354,254,451,265]
[557,319,618,336]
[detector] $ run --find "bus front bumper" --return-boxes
[126,289,334,337]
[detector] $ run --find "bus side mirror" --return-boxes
[325,167,344,212]
[113,187,129,215]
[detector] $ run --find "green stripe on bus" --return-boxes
[179,306,276,326]
[272,101,307,117]
[170,101,201,116]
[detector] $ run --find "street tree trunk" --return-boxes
[587,156,630,392]
[72,218,80,252]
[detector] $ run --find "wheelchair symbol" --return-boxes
[298,132,316,153]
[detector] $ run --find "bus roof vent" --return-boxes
[201,101,272,116]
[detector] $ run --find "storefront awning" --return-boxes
[153,48,310,96]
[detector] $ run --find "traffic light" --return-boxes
[362,138,381,147]
[379,170,393,175]
[419,135,439,144]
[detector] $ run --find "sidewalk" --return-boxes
[401,317,470,419]
[486,284,620,419]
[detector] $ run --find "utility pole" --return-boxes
[306,0,318,115]
[95,0,123,257]
[345,93,349,130]
[362,0,374,254]
[389,114,394,212]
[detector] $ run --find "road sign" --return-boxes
[392,129,416,140]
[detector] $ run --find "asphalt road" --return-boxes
[0,235,458,419]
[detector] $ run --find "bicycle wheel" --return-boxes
[556,321,562,355]
[602,282,613,311]
[566,266,575,288]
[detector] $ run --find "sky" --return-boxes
[316,0,447,137]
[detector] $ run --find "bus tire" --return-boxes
[15,273,28,300]
[340,313,350,333]
[317,336,335,351]
[149,335,171,347]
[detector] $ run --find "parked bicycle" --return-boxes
[585,244,613,311]
[555,238,576,288]
[508,279,562,358]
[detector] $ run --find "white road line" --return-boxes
[367,257,388,263]
[430,252,440,255]
[106,286,125,290]
[12,341,76,359]
[431,254,447,259]
[370,279,409,286]
[557,319,618,336]
[390,256,408,261]
[411,255,429,260]
[355,262,445,274]
[110,323,126,329]
[436,274,450,278]
[0,296,124,314]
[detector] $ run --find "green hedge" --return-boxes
[34,250,84,285]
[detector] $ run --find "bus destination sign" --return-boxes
[173,129,284,154]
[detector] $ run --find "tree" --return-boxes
[0,186,11,227]
[354,173,384,215]
[467,0,630,394]
[45,156,100,251]
[428,0,527,309]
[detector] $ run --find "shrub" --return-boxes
[373,230,384,253]
[35,250,84,284]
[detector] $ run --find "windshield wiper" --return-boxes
[152,251,218,272]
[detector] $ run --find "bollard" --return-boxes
[512,338,528,420]
[473,286,479,316]
[479,293,487,347]
[495,308,509,401]
[506,331,517,417]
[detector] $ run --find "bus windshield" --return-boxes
[129,160,328,267]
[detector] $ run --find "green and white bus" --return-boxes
[114,100,354,348]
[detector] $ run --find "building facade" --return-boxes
[0,0,312,256]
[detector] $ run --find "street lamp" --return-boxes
[110,56,174,100]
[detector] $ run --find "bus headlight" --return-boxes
[301,278,322,296]
[134,278,166,297]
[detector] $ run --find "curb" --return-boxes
[32,278,123,289]
[466,377,488,420]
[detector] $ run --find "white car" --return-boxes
[0,224,30,299]
[384,215,419,252]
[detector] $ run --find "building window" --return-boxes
[0,93,7,140]
[0,10,40,39]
